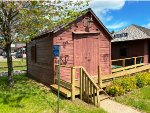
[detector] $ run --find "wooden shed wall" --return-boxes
[53,12,111,78]
[27,35,54,86]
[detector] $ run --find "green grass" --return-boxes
[115,86,150,113]
[0,74,106,113]
[0,59,26,72]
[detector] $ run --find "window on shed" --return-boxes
[120,47,127,57]
[31,45,36,63]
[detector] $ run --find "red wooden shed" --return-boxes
[27,8,113,86]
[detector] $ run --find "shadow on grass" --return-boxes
[0,74,68,110]
[0,74,40,108]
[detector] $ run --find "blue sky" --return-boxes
[89,0,150,32]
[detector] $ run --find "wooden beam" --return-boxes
[72,31,100,35]
[71,67,75,101]
[112,56,144,62]
[98,65,102,88]
[80,68,83,100]
[134,57,137,68]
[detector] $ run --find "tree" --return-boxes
[0,1,89,86]
[111,30,115,34]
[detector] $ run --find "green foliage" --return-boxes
[0,1,89,47]
[0,1,89,85]
[106,72,150,96]
[136,73,150,88]
[114,76,137,92]
[106,85,125,96]
[0,74,106,113]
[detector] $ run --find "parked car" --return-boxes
[15,52,23,58]
[2,52,6,57]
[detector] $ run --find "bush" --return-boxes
[106,72,150,96]
[114,76,137,92]
[136,73,150,88]
[106,85,125,96]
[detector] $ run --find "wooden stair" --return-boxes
[50,83,109,100]
[99,94,109,101]
[53,65,110,107]
[50,84,80,98]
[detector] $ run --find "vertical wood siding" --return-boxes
[27,36,54,86]
[53,12,111,80]
[27,11,112,84]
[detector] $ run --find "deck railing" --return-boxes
[78,67,100,107]
[55,65,76,101]
[112,56,144,73]
[55,65,100,107]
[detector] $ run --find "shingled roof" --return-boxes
[112,24,150,42]
[133,24,150,36]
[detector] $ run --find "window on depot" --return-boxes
[120,47,127,57]
[31,45,36,63]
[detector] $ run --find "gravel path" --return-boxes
[100,99,142,113]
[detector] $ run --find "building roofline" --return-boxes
[31,8,113,41]
[112,24,150,42]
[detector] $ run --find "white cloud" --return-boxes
[105,15,113,21]
[106,22,127,29]
[143,23,150,29]
[89,0,125,18]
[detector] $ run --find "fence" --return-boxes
[0,58,27,72]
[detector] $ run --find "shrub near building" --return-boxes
[136,73,150,88]
[106,72,150,96]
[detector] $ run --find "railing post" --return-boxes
[71,66,75,101]
[97,90,100,107]
[123,59,125,67]
[98,65,102,88]
[122,59,125,71]
[80,68,83,100]
[134,57,137,68]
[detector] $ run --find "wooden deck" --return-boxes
[50,61,150,107]
[56,64,150,89]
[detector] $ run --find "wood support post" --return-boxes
[71,67,75,101]
[134,57,137,68]
[122,59,125,71]
[80,68,83,100]
[98,65,102,88]
[123,59,125,67]
[97,90,100,107]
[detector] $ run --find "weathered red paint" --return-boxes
[27,11,112,85]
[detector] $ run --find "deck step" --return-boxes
[99,94,109,101]
[50,84,71,98]
[50,84,80,98]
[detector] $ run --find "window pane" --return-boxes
[31,45,36,63]
[120,47,127,57]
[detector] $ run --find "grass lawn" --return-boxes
[0,59,26,72]
[0,74,106,113]
[115,86,150,113]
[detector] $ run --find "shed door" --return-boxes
[74,34,99,76]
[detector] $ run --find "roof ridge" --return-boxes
[132,24,150,37]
